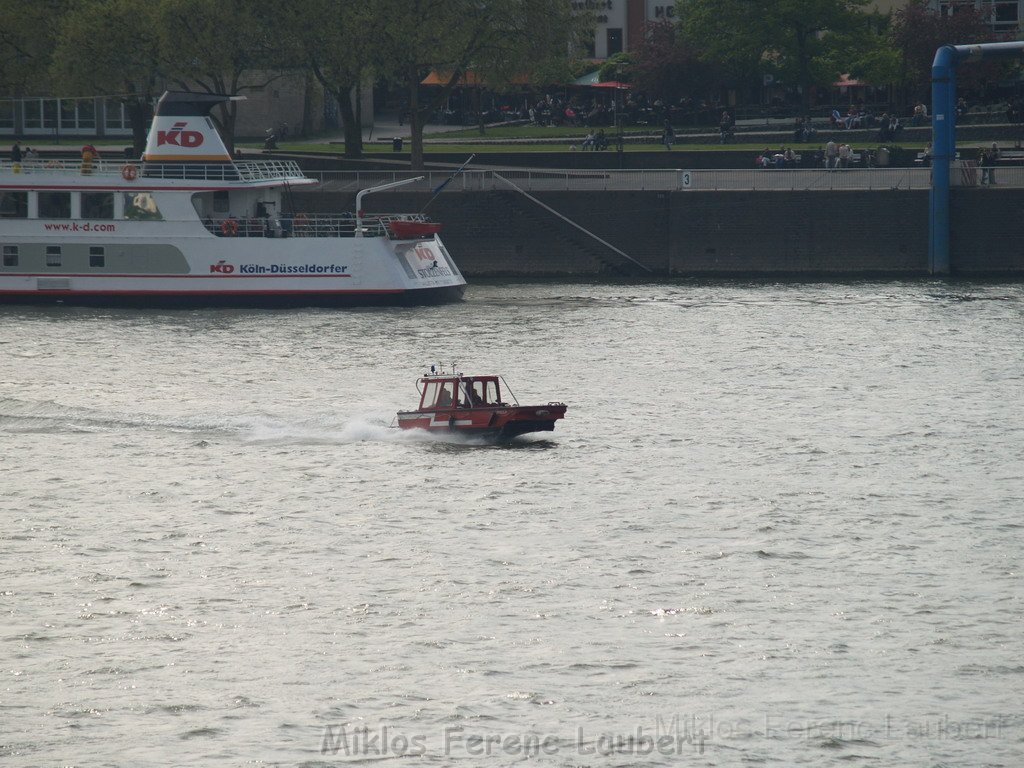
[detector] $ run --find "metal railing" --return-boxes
[311,169,684,192]
[682,168,933,191]
[200,212,432,239]
[5,161,1022,191]
[308,167,1024,192]
[0,158,307,182]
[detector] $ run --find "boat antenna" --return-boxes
[421,154,474,214]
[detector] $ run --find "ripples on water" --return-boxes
[1,281,1021,767]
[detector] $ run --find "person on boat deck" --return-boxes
[80,144,99,175]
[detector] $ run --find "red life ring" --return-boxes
[121,164,138,181]
[220,218,239,237]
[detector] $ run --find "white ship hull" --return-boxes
[0,219,465,307]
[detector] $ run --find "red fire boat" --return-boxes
[396,366,567,440]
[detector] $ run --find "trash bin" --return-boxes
[392,137,403,152]
[876,146,890,167]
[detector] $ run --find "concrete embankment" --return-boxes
[292,188,1024,276]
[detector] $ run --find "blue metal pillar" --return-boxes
[928,42,1024,276]
[929,46,955,275]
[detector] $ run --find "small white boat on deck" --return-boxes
[0,91,466,307]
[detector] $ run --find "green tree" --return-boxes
[155,0,281,152]
[375,0,590,169]
[628,21,721,105]
[598,52,634,83]
[677,0,869,110]
[813,11,899,101]
[0,0,68,95]
[891,0,997,102]
[50,0,162,155]
[275,0,375,158]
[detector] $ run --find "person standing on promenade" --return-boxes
[838,142,851,168]
[11,140,22,172]
[981,142,999,185]
[825,138,838,169]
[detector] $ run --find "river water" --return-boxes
[1,280,1022,767]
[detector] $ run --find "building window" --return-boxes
[38,191,72,219]
[82,192,114,219]
[46,246,61,267]
[606,28,623,56]
[104,98,130,131]
[59,98,96,131]
[2,245,17,267]
[23,98,59,130]
[0,191,28,218]
[89,246,105,268]
[993,1,1019,31]
[0,100,13,131]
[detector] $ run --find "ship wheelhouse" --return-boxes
[417,375,505,411]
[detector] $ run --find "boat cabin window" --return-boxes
[2,245,17,267]
[46,246,61,267]
[420,379,468,409]
[467,378,499,406]
[38,191,71,219]
[89,246,104,268]
[213,191,230,213]
[82,192,114,219]
[0,191,28,218]
[124,192,163,221]
[435,382,455,408]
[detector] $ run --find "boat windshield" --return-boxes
[420,378,499,409]
[420,380,456,409]
[464,378,499,406]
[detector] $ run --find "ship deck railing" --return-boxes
[200,213,435,238]
[0,158,308,182]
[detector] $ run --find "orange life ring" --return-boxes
[121,164,138,181]
[220,218,239,237]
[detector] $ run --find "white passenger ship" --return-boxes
[0,91,466,306]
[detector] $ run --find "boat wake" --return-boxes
[241,417,487,446]
[0,397,489,447]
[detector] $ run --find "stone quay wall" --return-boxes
[291,188,1024,277]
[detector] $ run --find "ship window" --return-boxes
[213,190,230,213]
[82,192,114,219]
[46,246,61,267]
[0,190,28,218]
[471,379,497,406]
[89,246,105,268]
[123,191,163,221]
[2,245,17,267]
[436,382,455,408]
[38,191,72,219]
[421,381,438,409]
